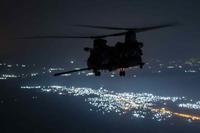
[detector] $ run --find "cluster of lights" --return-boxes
[21,86,42,89]
[21,85,200,122]
[0,74,18,80]
[184,70,197,73]
[86,72,94,76]
[0,73,42,80]
[144,58,200,73]
[179,102,200,110]
[48,68,64,73]
[21,64,26,67]
[31,73,39,77]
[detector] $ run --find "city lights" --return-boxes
[21,85,200,122]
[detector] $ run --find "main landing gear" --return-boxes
[119,68,125,76]
[94,71,101,76]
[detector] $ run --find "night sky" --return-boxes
[1,0,200,133]
[1,0,200,65]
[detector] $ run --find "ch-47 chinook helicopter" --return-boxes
[20,23,177,76]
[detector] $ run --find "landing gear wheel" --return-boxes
[119,71,125,76]
[94,71,101,76]
[140,63,145,69]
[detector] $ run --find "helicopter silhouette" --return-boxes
[20,23,177,76]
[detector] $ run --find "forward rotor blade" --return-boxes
[90,32,126,38]
[54,68,91,76]
[17,35,94,39]
[17,32,126,40]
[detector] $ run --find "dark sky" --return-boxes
[1,1,200,132]
[1,0,200,65]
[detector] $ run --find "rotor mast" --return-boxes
[125,30,137,44]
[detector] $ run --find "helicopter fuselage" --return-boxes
[85,31,144,76]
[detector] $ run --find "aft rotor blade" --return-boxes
[54,68,91,76]
[74,23,179,32]
[74,24,130,30]
[134,23,179,33]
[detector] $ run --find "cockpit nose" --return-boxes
[84,47,91,52]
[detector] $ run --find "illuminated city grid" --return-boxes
[1,59,200,122]
[21,85,200,122]
[1,58,200,80]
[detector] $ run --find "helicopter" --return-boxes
[20,23,177,76]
